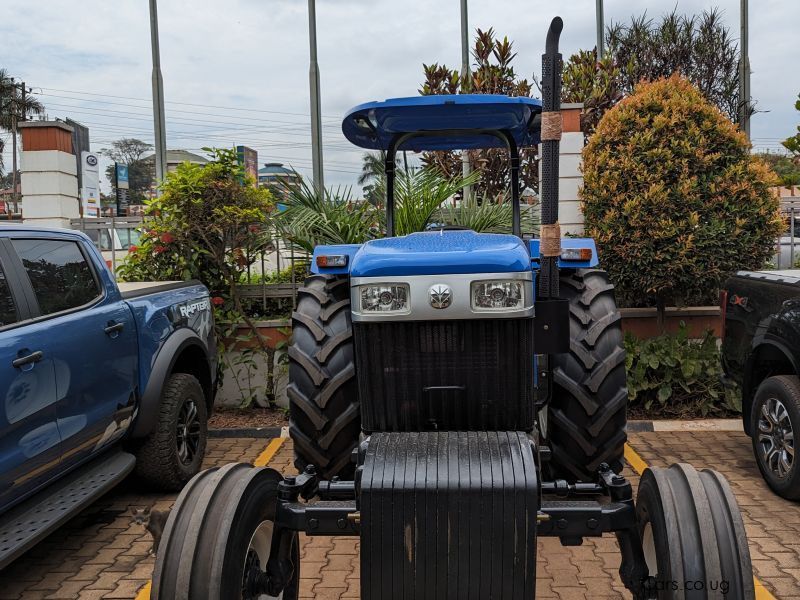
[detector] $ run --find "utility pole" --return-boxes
[595,0,605,59]
[460,0,472,203]
[149,0,168,193]
[308,0,325,193]
[738,0,751,140]
[11,80,23,202]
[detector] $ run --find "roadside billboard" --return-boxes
[81,151,100,217]
[236,145,258,188]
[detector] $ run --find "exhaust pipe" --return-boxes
[539,17,563,300]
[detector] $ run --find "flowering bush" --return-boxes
[581,76,782,310]
[118,149,277,405]
[118,147,274,316]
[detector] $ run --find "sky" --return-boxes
[1,0,798,193]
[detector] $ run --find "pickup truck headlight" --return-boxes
[471,280,525,311]
[359,284,410,313]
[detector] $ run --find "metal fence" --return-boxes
[70,218,311,311]
[776,194,800,270]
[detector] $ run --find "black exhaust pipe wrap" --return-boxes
[539,17,563,300]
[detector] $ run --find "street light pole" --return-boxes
[149,0,168,194]
[460,0,472,202]
[308,0,325,194]
[739,0,751,140]
[596,0,605,58]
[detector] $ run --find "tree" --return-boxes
[581,76,782,319]
[0,69,45,177]
[100,138,155,204]
[561,9,744,135]
[358,151,397,205]
[756,151,800,187]
[607,9,742,121]
[561,49,623,135]
[783,93,800,159]
[420,28,538,201]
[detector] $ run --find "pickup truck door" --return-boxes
[7,236,138,470]
[0,243,61,513]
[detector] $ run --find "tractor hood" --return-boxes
[350,230,531,277]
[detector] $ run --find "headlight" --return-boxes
[359,284,410,313]
[471,280,525,311]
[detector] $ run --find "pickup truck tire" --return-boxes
[288,274,359,480]
[751,375,800,499]
[545,269,628,482]
[134,373,208,491]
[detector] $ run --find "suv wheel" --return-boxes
[751,375,800,499]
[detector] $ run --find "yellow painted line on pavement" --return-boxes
[134,581,151,600]
[623,443,649,476]
[134,436,286,600]
[254,436,285,467]
[624,443,779,600]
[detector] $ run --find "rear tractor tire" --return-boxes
[288,274,360,480]
[636,463,754,599]
[152,463,300,600]
[545,269,628,482]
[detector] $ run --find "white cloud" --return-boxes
[2,0,798,189]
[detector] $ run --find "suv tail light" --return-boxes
[719,289,728,343]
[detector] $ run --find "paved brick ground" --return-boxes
[3,431,798,599]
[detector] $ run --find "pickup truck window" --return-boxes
[11,239,101,316]
[0,264,17,327]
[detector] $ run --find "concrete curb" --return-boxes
[627,419,743,432]
[208,426,283,439]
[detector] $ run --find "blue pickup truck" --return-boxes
[0,225,217,568]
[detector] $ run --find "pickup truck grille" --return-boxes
[354,319,534,432]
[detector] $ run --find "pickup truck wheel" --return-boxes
[135,373,208,491]
[545,269,628,482]
[751,375,800,499]
[288,274,359,480]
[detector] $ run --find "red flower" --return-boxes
[153,244,165,255]
[160,232,175,244]
[211,296,225,306]
[128,245,138,253]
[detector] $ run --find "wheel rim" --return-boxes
[757,397,795,479]
[641,522,658,578]
[176,398,201,465]
[241,521,282,600]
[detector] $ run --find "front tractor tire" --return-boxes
[546,269,628,482]
[288,274,360,480]
[152,464,299,599]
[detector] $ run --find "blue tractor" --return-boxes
[152,18,754,599]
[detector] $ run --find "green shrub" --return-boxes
[581,75,782,310]
[625,324,740,418]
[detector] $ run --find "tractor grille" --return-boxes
[354,319,534,432]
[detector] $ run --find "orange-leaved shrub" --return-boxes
[581,75,782,309]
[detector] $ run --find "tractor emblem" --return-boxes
[429,284,452,309]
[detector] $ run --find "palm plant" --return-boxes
[275,177,380,253]
[0,69,45,176]
[277,167,533,252]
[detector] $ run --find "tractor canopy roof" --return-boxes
[341,94,543,151]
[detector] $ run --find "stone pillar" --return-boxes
[19,121,80,229]
[538,103,585,236]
